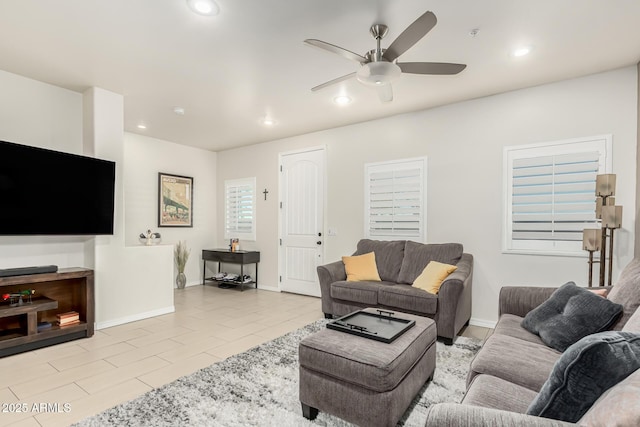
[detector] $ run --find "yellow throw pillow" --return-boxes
[412,261,457,294]
[342,252,381,282]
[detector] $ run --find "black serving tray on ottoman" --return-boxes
[299,307,437,427]
[326,309,415,343]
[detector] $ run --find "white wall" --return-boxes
[217,66,638,325]
[84,88,175,329]
[0,69,87,269]
[0,69,190,329]
[124,133,217,286]
[636,62,640,258]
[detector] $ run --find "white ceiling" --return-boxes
[1,1,639,152]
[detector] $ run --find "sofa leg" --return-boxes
[324,313,333,319]
[464,319,470,327]
[302,403,319,420]
[441,337,454,346]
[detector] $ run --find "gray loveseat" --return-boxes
[317,239,473,344]
[424,258,640,426]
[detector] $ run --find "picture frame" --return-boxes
[158,172,193,227]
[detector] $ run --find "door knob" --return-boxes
[317,241,322,245]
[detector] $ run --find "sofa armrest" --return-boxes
[498,285,612,317]
[317,260,346,284]
[437,253,473,339]
[317,260,346,315]
[446,253,473,284]
[424,403,576,427]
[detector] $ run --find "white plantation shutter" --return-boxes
[225,177,256,240]
[365,157,427,242]
[504,136,611,255]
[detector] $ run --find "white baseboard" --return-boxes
[257,285,280,292]
[96,305,175,330]
[469,317,497,329]
[184,280,201,288]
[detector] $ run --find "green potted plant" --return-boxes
[174,240,190,289]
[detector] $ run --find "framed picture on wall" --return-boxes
[158,172,193,227]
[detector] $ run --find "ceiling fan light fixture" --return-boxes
[186,0,219,16]
[356,61,401,86]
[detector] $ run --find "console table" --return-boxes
[202,249,260,291]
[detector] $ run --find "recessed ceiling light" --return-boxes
[137,124,147,130]
[173,106,186,115]
[260,118,276,126]
[333,95,352,105]
[186,0,219,16]
[512,46,533,57]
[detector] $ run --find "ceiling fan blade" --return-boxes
[383,11,437,62]
[311,72,356,92]
[304,39,367,64]
[376,84,393,103]
[398,62,467,75]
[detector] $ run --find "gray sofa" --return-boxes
[317,239,473,344]
[424,258,640,426]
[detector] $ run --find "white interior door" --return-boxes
[279,148,325,296]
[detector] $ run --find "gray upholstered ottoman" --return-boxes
[299,308,437,427]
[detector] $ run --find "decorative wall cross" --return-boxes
[263,188,269,200]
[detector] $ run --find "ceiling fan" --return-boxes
[304,11,466,103]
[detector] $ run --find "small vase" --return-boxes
[176,272,186,289]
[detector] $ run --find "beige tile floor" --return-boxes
[0,285,489,427]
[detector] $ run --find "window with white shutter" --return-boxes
[364,157,427,242]
[224,177,256,241]
[503,135,611,255]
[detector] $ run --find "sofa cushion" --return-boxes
[463,374,538,414]
[527,331,640,423]
[330,281,392,305]
[378,284,438,315]
[578,368,640,426]
[342,252,381,282]
[521,282,623,352]
[354,239,406,282]
[493,314,547,346]
[425,403,576,427]
[467,333,560,392]
[607,258,640,330]
[398,241,463,284]
[412,261,457,294]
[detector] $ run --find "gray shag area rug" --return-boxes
[75,320,481,427]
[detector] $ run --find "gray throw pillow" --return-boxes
[521,282,623,352]
[527,331,640,423]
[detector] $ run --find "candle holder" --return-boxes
[602,205,623,286]
[582,229,601,287]
[585,174,623,287]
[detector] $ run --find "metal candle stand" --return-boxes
[583,174,623,287]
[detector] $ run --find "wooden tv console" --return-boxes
[0,267,94,358]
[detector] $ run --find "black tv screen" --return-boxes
[0,140,115,235]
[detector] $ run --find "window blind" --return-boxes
[511,151,599,243]
[224,178,255,239]
[365,158,426,241]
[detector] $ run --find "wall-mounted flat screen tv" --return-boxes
[0,140,116,235]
